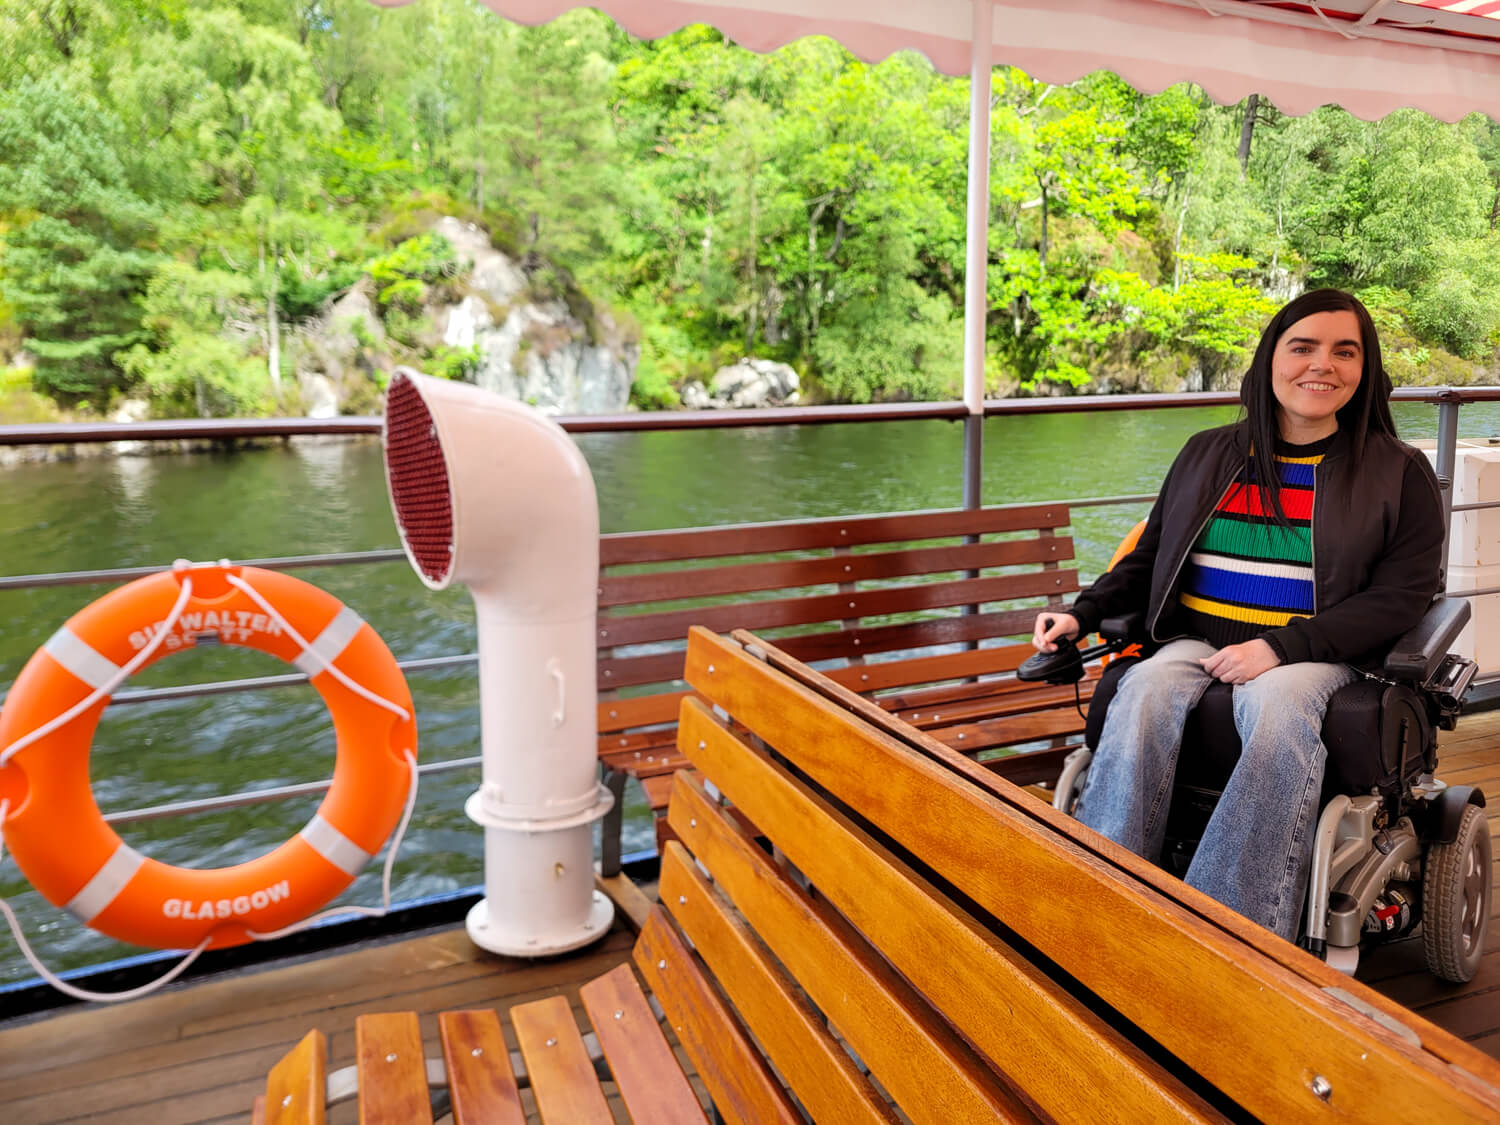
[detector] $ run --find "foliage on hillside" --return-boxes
[0,0,1496,419]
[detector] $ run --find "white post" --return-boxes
[962,0,995,419]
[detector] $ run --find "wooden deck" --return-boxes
[0,924,645,1124]
[0,710,1496,1125]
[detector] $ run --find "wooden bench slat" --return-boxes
[685,628,1500,1124]
[894,679,1091,727]
[659,842,903,1125]
[600,504,1071,565]
[598,690,690,734]
[264,1028,326,1125]
[635,907,802,1125]
[355,1013,432,1125]
[674,698,1215,1123]
[437,1010,526,1125]
[600,537,1074,607]
[510,995,613,1125]
[667,772,1039,1124]
[579,963,709,1125]
[982,744,1077,786]
[876,661,1096,710]
[927,708,1087,752]
[601,570,1076,648]
[600,608,1038,691]
[823,643,1032,695]
[598,727,680,765]
[640,772,676,810]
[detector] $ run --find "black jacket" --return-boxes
[1068,422,1445,668]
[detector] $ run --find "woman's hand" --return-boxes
[1200,639,1281,683]
[1032,612,1081,652]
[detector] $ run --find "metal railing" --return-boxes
[4,389,1500,851]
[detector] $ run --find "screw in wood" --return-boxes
[1310,1076,1332,1101]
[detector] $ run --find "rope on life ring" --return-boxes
[0,561,420,1001]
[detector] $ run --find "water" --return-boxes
[0,400,1495,984]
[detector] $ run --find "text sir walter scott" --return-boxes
[129,610,286,651]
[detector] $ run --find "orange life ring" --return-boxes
[0,563,417,951]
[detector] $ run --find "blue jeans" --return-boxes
[1075,638,1357,941]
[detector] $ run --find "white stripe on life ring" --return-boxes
[44,628,123,692]
[299,814,372,877]
[293,606,364,677]
[66,843,145,924]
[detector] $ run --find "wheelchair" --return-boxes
[1018,597,1491,983]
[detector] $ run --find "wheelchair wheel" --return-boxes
[1422,804,1492,983]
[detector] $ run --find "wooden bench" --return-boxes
[256,626,1500,1123]
[595,502,1097,867]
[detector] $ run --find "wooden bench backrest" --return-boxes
[597,504,1078,771]
[652,626,1500,1123]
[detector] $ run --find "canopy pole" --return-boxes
[961,0,993,509]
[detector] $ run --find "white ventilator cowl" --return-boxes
[383,368,613,956]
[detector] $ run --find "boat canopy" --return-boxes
[372,0,1500,123]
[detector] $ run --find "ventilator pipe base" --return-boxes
[462,785,615,957]
[465,891,614,958]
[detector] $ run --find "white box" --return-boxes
[1444,561,1500,678]
[1418,440,1500,569]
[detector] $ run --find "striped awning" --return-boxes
[376,0,1500,121]
[1404,1,1500,22]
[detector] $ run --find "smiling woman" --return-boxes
[1272,309,1365,442]
[1033,287,1447,941]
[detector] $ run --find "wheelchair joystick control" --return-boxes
[1018,622,1087,685]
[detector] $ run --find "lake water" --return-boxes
[1,400,1494,984]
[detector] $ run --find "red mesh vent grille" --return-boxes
[385,376,454,584]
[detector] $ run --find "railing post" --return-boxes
[963,414,983,510]
[1436,392,1460,587]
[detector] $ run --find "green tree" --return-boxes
[117,261,263,415]
[0,73,158,399]
[489,11,620,273]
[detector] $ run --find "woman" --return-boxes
[1033,288,1444,942]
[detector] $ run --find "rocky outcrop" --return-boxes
[290,217,638,416]
[433,216,527,303]
[682,358,801,409]
[470,301,636,414]
[292,279,387,417]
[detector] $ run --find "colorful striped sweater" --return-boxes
[1175,437,1333,651]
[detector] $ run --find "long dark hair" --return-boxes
[1238,288,1396,525]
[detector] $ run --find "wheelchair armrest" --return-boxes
[1382,598,1471,681]
[1098,612,1146,643]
